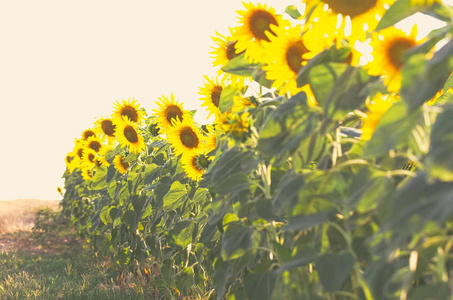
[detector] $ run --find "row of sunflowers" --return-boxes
[60,0,453,299]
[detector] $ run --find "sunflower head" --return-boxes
[57,187,63,196]
[153,94,188,131]
[167,118,202,157]
[86,136,103,153]
[199,76,224,117]
[94,116,117,145]
[366,26,421,92]
[113,155,130,174]
[116,118,146,154]
[82,147,97,169]
[112,98,145,124]
[81,128,96,141]
[181,150,212,181]
[81,167,94,181]
[232,2,282,62]
[217,111,252,142]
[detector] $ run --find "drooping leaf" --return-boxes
[316,252,354,293]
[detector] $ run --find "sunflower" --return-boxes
[113,155,130,174]
[199,76,224,117]
[181,150,211,181]
[361,93,397,141]
[231,95,256,112]
[167,118,202,157]
[96,146,112,167]
[366,26,421,93]
[94,116,117,145]
[112,98,146,124]
[81,167,94,181]
[116,118,146,154]
[81,147,97,169]
[262,24,324,102]
[210,30,248,86]
[85,136,103,153]
[217,111,252,141]
[57,187,63,196]
[304,0,395,46]
[153,94,188,131]
[81,128,96,141]
[65,152,78,173]
[232,2,283,63]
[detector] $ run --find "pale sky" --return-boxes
[0,1,446,200]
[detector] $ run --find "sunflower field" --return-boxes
[60,0,453,299]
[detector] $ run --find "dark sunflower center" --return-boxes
[211,86,223,108]
[249,9,278,42]
[324,0,377,18]
[191,156,203,171]
[226,41,242,61]
[88,153,95,163]
[196,154,210,170]
[120,157,130,170]
[101,120,116,136]
[180,127,199,148]
[124,126,139,143]
[286,40,309,74]
[89,141,102,152]
[83,130,95,140]
[166,105,184,125]
[77,149,84,159]
[121,106,139,122]
[387,38,417,68]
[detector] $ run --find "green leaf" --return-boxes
[363,101,422,157]
[212,172,250,195]
[174,267,195,295]
[91,165,108,190]
[172,221,195,248]
[428,101,453,178]
[210,148,258,186]
[376,0,420,31]
[100,205,113,225]
[219,85,239,113]
[284,5,301,19]
[163,181,187,210]
[316,252,354,293]
[285,211,329,231]
[143,163,160,185]
[122,210,138,229]
[273,170,304,208]
[402,40,453,109]
[277,246,317,273]
[222,53,259,77]
[243,271,276,300]
[309,63,371,120]
[409,283,451,300]
[221,222,254,260]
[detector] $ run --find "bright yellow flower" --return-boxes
[94,116,117,146]
[167,118,202,157]
[65,152,78,173]
[199,76,224,118]
[202,124,217,153]
[81,128,96,141]
[116,118,146,154]
[231,95,256,112]
[112,98,146,124]
[304,0,395,47]
[153,94,188,131]
[85,136,103,153]
[81,147,97,169]
[361,93,398,141]
[366,26,422,93]
[57,187,63,196]
[210,30,248,86]
[217,111,252,141]
[232,2,283,63]
[81,167,94,181]
[113,155,130,174]
[262,24,324,102]
[181,150,211,181]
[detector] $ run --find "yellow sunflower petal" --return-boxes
[94,116,117,146]
[232,2,283,63]
[199,76,224,118]
[167,118,202,157]
[181,150,211,181]
[361,93,397,141]
[153,94,189,132]
[112,97,146,124]
[366,25,422,93]
[116,118,146,154]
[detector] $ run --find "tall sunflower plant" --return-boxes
[60,1,453,299]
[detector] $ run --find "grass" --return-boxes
[0,209,152,300]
